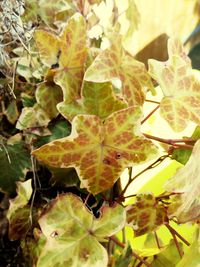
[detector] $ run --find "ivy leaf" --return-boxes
[57,81,127,121]
[148,38,200,132]
[126,194,168,236]
[85,36,154,106]
[36,193,126,267]
[34,13,87,102]
[16,104,50,130]
[0,141,31,195]
[36,82,63,119]
[32,107,158,195]
[7,179,32,219]
[6,179,33,241]
[165,140,200,223]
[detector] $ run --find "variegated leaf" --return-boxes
[57,81,127,121]
[85,36,154,106]
[36,193,126,267]
[34,13,87,103]
[126,193,168,236]
[32,107,158,195]
[148,38,200,132]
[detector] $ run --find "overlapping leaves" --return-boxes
[126,194,168,236]
[32,107,158,195]
[165,140,200,223]
[85,36,154,106]
[57,81,127,121]
[34,12,87,102]
[36,193,126,267]
[148,38,200,132]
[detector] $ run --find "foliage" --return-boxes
[1,0,200,266]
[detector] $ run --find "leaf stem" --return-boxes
[141,104,160,124]
[166,224,190,246]
[166,224,184,258]
[145,99,160,104]
[109,236,152,267]
[119,155,168,198]
[143,133,194,149]
[154,231,161,249]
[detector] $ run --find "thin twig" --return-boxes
[166,224,190,246]
[145,99,160,104]
[154,231,161,249]
[109,236,152,267]
[119,155,168,197]
[29,149,37,226]
[166,225,184,258]
[143,133,194,149]
[141,104,160,124]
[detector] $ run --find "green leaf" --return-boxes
[32,107,158,195]
[189,42,200,70]
[35,120,71,147]
[34,13,87,102]
[115,243,133,267]
[57,81,127,121]
[36,193,126,267]
[36,82,63,119]
[165,139,200,223]
[85,36,154,106]
[126,194,168,236]
[148,38,200,132]
[151,240,182,267]
[0,141,31,195]
[176,230,200,267]
[172,126,200,165]
[16,104,50,130]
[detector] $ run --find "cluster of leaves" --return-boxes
[1,0,200,266]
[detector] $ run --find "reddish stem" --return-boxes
[166,224,190,246]
[143,133,194,149]
[141,104,160,124]
[145,99,160,104]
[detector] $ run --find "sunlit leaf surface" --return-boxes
[57,81,127,121]
[34,12,87,102]
[32,107,158,194]
[85,36,154,106]
[36,193,126,267]
[148,38,200,132]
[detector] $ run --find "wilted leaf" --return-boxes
[126,194,168,236]
[34,13,87,102]
[36,82,63,119]
[32,107,158,195]
[36,193,126,267]
[4,100,19,124]
[165,140,200,223]
[57,81,127,121]
[0,141,31,195]
[85,36,154,106]
[148,38,200,132]
[16,104,50,130]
